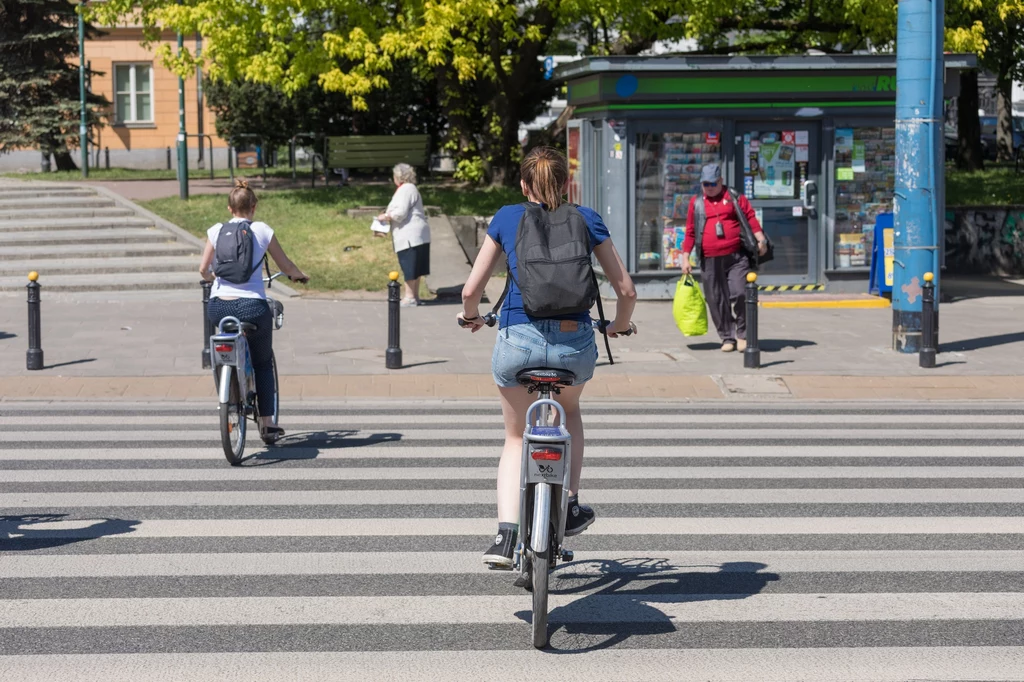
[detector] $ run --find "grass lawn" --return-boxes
[945,165,1024,206]
[142,184,521,292]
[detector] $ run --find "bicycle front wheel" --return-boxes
[219,371,246,465]
[531,549,550,649]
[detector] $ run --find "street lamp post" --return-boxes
[78,1,88,178]
[176,29,189,200]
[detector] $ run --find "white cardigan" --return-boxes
[387,183,430,251]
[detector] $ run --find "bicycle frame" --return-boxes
[515,392,572,580]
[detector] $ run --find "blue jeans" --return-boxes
[491,321,598,388]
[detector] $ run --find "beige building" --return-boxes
[1,26,229,172]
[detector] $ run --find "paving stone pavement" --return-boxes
[1,285,1022,401]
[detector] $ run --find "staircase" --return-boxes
[0,182,202,292]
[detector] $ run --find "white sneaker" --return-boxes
[737,339,748,352]
[721,341,736,352]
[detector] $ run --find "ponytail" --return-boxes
[520,146,568,211]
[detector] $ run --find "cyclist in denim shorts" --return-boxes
[458,147,637,568]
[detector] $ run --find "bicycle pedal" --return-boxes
[559,549,574,563]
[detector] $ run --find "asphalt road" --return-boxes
[1,399,1023,681]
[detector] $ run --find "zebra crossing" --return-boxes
[1,399,1022,680]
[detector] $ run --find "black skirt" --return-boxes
[397,243,430,280]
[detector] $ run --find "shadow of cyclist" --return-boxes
[240,430,403,465]
[515,557,779,653]
[1,514,139,551]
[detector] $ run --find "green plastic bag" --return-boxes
[673,275,708,337]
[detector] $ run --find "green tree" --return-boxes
[0,0,108,170]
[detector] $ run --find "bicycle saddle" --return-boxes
[220,320,257,334]
[516,368,576,388]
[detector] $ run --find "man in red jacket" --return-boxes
[681,164,768,352]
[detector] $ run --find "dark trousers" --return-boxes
[208,297,275,414]
[702,251,749,343]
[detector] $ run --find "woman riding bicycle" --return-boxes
[199,179,308,440]
[458,147,637,568]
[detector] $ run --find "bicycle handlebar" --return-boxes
[593,320,636,336]
[264,272,309,285]
[456,314,635,336]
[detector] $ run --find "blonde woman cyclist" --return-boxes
[457,147,637,568]
[199,180,308,440]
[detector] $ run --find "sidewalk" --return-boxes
[1,285,1022,400]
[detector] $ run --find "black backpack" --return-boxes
[213,219,260,284]
[491,202,617,363]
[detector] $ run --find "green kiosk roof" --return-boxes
[554,54,977,113]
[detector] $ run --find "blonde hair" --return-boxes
[393,163,417,185]
[521,147,568,210]
[228,179,257,215]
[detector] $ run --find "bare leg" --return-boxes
[496,385,533,523]
[553,384,586,494]
[403,278,419,301]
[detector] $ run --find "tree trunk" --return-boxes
[995,66,1014,163]
[956,70,985,172]
[54,150,78,171]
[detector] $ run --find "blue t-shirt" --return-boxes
[486,203,611,328]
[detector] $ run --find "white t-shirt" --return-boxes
[387,183,430,251]
[207,218,274,299]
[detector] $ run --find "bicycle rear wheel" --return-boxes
[219,371,246,465]
[531,549,550,649]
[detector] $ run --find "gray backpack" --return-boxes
[491,202,616,362]
[213,220,260,284]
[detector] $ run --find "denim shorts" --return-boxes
[491,320,598,388]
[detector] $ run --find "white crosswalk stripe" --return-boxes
[0,399,1022,681]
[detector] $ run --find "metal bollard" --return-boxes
[26,272,43,370]
[386,271,403,369]
[104,147,110,170]
[743,272,761,369]
[920,272,937,368]
[201,280,213,369]
[167,146,172,171]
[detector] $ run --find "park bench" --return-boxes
[325,134,431,175]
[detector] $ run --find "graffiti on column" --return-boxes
[945,207,1024,276]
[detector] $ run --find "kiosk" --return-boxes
[556,54,975,297]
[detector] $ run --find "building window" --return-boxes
[114,63,153,124]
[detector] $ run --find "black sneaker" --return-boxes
[564,500,595,536]
[482,528,517,569]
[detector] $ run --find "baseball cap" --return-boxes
[700,164,722,183]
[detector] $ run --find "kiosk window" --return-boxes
[833,126,895,269]
[634,130,722,271]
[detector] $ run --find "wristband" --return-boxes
[462,315,481,321]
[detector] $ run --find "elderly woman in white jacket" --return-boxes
[376,163,431,307]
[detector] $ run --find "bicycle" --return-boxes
[209,270,301,465]
[459,313,634,648]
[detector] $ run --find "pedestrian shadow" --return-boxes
[240,430,403,465]
[939,331,1024,353]
[760,339,816,353]
[0,514,139,551]
[0,332,15,341]
[515,558,779,652]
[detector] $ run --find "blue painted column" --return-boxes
[892,0,944,352]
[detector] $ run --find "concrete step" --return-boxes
[0,196,115,211]
[0,255,200,277]
[0,242,200,261]
[0,227,177,247]
[0,271,203,293]
[0,206,135,222]
[0,187,98,200]
[0,216,154,232]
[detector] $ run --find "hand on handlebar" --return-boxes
[457,311,496,332]
[593,319,637,337]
